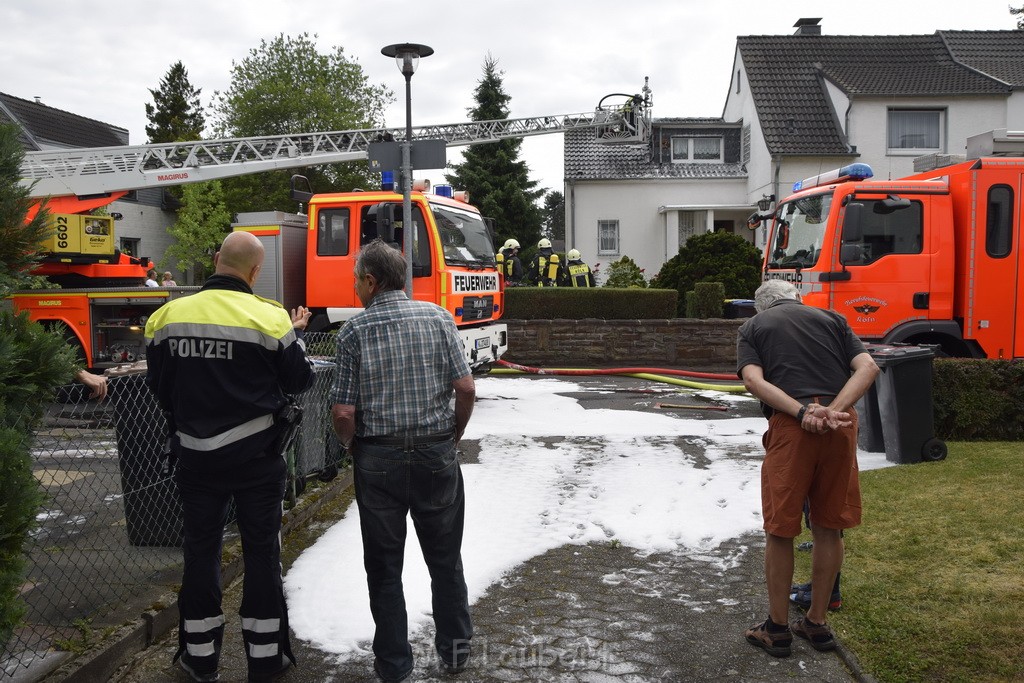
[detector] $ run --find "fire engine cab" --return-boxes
[759,129,1024,359]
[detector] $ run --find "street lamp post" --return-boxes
[381,42,433,295]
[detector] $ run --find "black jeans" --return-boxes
[353,438,472,679]
[175,453,293,678]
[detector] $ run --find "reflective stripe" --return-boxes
[178,413,274,451]
[184,615,225,632]
[248,642,279,658]
[187,642,217,657]
[241,617,281,634]
[151,321,284,351]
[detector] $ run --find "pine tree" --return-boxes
[163,181,231,284]
[145,61,205,143]
[0,122,77,647]
[445,55,544,251]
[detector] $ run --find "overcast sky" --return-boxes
[2,1,1017,193]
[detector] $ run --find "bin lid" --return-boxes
[862,343,936,365]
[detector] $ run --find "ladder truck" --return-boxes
[12,83,653,369]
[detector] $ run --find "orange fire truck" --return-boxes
[758,129,1024,359]
[12,84,652,368]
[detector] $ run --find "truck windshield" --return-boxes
[768,193,833,269]
[430,202,496,268]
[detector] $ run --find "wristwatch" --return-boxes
[796,405,808,422]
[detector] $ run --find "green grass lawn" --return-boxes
[794,443,1024,682]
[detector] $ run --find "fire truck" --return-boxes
[757,129,1024,359]
[12,83,652,369]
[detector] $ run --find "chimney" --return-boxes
[794,18,822,35]
[34,96,42,104]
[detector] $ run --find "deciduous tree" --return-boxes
[163,180,231,284]
[446,55,544,251]
[209,33,392,213]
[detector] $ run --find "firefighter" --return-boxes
[495,238,523,286]
[526,238,562,287]
[145,231,314,683]
[561,248,596,287]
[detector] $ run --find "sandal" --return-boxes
[790,617,836,651]
[744,619,792,658]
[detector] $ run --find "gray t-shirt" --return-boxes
[736,299,867,415]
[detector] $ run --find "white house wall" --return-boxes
[567,178,748,280]
[1006,91,1024,129]
[847,96,1008,178]
[721,48,774,220]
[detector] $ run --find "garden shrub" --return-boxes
[650,231,762,317]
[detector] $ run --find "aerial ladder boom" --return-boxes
[20,89,651,203]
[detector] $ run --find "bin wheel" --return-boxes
[922,438,947,462]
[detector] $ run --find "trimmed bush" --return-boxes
[504,287,677,320]
[692,282,725,318]
[601,256,647,288]
[932,358,1024,440]
[650,231,762,317]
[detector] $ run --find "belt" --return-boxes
[357,430,455,448]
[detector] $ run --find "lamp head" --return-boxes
[381,43,434,77]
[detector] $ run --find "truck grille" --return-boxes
[461,296,494,321]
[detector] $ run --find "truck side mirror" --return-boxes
[876,195,912,213]
[842,203,864,243]
[289,174,313,204]
[840,244,864,265]
[375,203,397,244]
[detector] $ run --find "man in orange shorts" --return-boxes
[736,279,878,657]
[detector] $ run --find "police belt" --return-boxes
[357,430,455,448]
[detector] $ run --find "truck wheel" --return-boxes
[922,437,947,462]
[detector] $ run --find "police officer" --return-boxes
[526,238,562,287]
[495,238,523,286]
[561,249,596,287]
[145,231,314,683]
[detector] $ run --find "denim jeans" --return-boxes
[353,438,472,679]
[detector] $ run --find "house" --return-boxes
[565,19,1024,282]
[0,92,180,278]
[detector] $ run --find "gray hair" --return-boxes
[754,279,799,312]
[355,239,406,292]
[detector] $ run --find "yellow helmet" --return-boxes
[567,249,581,260]
[538,238,552,249]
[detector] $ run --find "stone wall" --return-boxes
[502,319,744,369]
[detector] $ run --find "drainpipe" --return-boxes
[568,180,576,250]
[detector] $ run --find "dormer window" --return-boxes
[671,136,723,163]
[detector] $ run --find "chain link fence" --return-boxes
[1,332,344,676]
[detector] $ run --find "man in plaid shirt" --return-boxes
[331,239,476,683]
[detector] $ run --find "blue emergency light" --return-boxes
[381,171,395,192]
[434,184,453,198]
[792,163,873,192]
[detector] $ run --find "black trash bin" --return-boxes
[861,344,947,464]
[724,299,757,319]
[109,372,183,546]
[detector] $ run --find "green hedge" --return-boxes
[503,287,677,320]
[933,358,1024,440]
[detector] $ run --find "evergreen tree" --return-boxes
[209,33,392,214]
[650,231,762,316]
[0,125,54,296]
[145,61,205,143]
[542,191,565,243]
[1013,5,1024,28]
[163,180,232,284]
[0,122,77,647]
[446,55,544,251]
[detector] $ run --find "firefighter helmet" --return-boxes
[538,238,552,249]
[567,249,581,260]
[502,238,520,250]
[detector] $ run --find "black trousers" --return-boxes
[174,453,294,678]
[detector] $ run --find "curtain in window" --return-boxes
[693,138,721,160]
[678,210,707,245]
[672,138,690,160]
[888,111,939,149]
[598,220,619,253]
